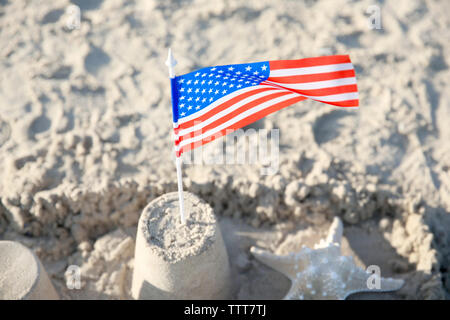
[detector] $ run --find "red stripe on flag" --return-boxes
[268,69,355,84]
[269,55,351,70]
[315,99,359,107]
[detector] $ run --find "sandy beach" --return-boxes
[0,0,449,299]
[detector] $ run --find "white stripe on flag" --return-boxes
[297,91,359,102]
[269,63,354,77]
[264,77,357,90]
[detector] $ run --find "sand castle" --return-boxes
[0,241,59,300]
[131,192,231,299]
[0,195,408,300]
[0,0,449,301]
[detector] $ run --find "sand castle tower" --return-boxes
[0,241,59,300]
[131,192,231,299]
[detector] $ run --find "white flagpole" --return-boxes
[166,48,186,224]
[175,156,185,224]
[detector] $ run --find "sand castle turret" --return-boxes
[131,192,231,299]
[0,241,59,300]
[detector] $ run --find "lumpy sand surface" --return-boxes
[143,193,216,263]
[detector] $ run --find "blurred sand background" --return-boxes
[0,0,449,299]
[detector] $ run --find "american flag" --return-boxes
[171,55,358,156]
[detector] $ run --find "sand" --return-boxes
[0,0,449,299]
[143,192,216,263]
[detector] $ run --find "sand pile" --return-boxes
[1,0,449,299]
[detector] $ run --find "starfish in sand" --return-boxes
[250,217,404,299]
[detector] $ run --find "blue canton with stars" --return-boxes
[171,61,270,123]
